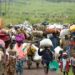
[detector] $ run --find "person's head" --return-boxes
[16,41,23,47]
[63,55,68,59]
[62,52,68,59]
[59,50,63,55]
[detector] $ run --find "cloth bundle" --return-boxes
[40,38,53,47]
[32,30,43,37]
[70,25,75,32]
[33,46,42,61]
[0,31,10,41]
[16,33,25,42]
[54,46,63,54]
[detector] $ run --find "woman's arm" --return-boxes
[38,47,43,56]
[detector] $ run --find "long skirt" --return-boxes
[5,59,16,75]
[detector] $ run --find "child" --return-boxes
[60,52,70,75]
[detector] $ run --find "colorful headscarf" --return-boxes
[16,33,25,43]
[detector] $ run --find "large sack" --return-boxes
[27,44,37,56]
[35,24,45,31]
[33,47,42,61]
[10,28,17,35]
[46,28,58,34]
[30,45,36,53]
[60,29,70,38]
[32,30,43,37]
[22,43,37,56]
[40,38,53,47]
[60,38,70,48]
[70,25,75,32]
[33,53,42,61]
[54,46,63,54]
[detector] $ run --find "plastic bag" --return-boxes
[33,50,42,61]
[49,60,59,71]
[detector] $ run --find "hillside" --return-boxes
[1,0,75,3]
[0,0,75,24]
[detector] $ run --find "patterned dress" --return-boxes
[5,50,17,75]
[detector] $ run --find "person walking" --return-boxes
[60,52,70,75]
[71,54,75,75]
[38,46,53,75]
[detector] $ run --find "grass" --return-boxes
[57,68,73,75]
[0,0,75,25]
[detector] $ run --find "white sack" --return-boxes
[40,38,53,47]
[54,46,63,54]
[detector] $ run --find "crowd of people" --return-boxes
[0,20,75,75]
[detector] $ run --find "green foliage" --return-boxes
[46,0,75,2]
[0,0,75,25]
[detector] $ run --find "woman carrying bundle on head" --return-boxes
[38,38,54,75]
[5,43,17,75]
[26,43,36,69]
[38,46,53,75]
[15,33,32,75]
[15,33,25,75]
